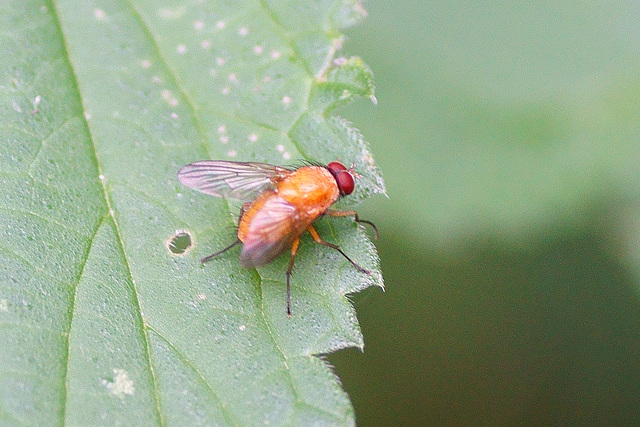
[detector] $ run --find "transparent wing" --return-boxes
[177,160,292,201]
[240,196,305,267]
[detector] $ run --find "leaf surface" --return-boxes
[0,0,383,424]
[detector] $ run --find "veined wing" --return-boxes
[177,160,292,201]
[240,196,305,268]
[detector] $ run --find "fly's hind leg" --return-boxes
[326,209,378,239]
[307,225,370,275]
[201,239,240,263]
[201,202,251,264]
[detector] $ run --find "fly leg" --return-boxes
[326,210,378,239]
[286,237,300,317]
[201,203,250,264]
[201,240,240,263]
[307,225,370,275]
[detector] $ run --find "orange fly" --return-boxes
[177,160,377,316]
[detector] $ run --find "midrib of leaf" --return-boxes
[124,1,322,418]
[116,1,242,422]
[48,1,164,424]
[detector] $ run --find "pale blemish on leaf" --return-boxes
[0,299,8,312]
[176,44,187,54]
[93,9,106,20]
[101,369,135,398]
[31,95,42,114]
[158,8,185,19]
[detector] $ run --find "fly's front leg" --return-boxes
[307,225,370,275]
[286,237,300,317]
[326,209,378,239]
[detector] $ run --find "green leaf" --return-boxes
[0,0,383,425]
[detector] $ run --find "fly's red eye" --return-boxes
[327,162,355,195]
[336,171,355,195]
[327,162,347,173]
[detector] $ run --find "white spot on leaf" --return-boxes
[158,8,185,19]
[238,27,248,36]
[94,9,106,20]
[177,44,187,54]
[216,20,225,29]
[102,369,135,398]
[282,96,292,105]
[227,150,237,158]
[248,133,258,142]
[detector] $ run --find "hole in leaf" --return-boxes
[167,230,192,255]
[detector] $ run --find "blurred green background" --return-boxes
[328,1,640,425]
